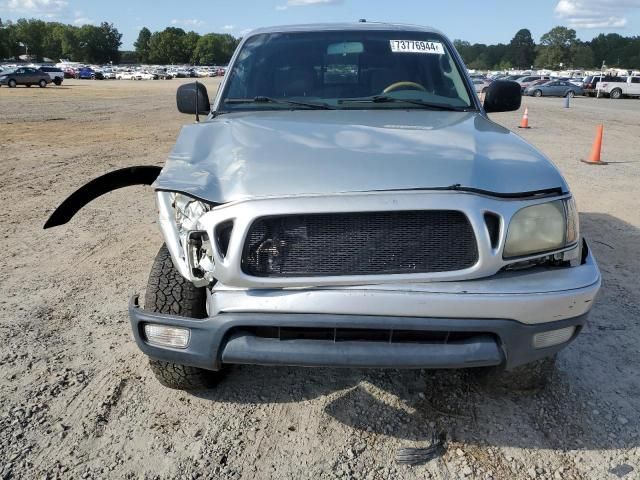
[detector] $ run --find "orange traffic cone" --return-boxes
[581,125,607,165]
[518,107,530,129]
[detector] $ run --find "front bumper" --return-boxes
[129,245,600,370]
[130,298,588,371]
[129,243,599,371]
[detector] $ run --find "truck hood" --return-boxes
[155,110,568,203]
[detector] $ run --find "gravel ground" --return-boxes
[0,79,639,480]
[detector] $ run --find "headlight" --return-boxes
[170,193,215,283]
[172,192,210,234]
[504,198,579,258]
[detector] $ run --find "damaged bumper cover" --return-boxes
[129,245,600,371]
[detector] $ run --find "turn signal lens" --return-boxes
[144,324,190,349]
[564,197,579,245]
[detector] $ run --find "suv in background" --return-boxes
[38,66,64,85]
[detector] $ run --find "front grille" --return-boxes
[241,210,478,277]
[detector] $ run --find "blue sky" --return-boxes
[1,0,639,49]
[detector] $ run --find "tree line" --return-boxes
[0,18,239,65]
[133,27,239,65]
[2,18,639,69]
[455,26,640,70]
[0,18,122,64]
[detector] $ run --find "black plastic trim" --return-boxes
[129,295,588,372]
[44,166,162,229]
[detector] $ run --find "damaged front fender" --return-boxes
[43,166,162,229]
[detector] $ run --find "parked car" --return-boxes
[38,66,64,85]
[472,78,491,94]
[0,67,52,87]
[63,67,77,79]
[46,23,600,392]
[525,80,583,97]
[139,71,158,80]
[517,75,551,92]
[101,68,117,79]
[116,70,142,80]
[568,77,584,87]
[152,69,173,80]
[595,76,640,99]
[582,75,626,97]
[76,67,104,80]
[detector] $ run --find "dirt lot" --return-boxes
[1,79,639,480]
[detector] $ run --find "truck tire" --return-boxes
[610,88,622,99]
[144,244,222,390]
[53,78,62,86]
[476,355,556,391]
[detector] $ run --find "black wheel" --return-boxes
[476,355,556,392]
[144,244,222,390]
[565,90,575,98]
[610,88,622,100]
[534,89,542,97]
[53,78,62,86]
[8,79,16,88]
[39,79,47,88]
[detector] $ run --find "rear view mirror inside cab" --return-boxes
[327,42,364,55]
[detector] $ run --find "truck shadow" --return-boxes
[194,212,639,452]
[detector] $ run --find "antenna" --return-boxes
[195,80,200,123]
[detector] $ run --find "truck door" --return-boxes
[629,77,640,96]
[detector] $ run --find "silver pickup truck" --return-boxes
[46,23,601,391]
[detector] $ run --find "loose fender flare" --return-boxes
[43,166,162,229]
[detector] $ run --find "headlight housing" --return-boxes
[504,198,579,259]
[170,193,215,283]
[172,192,210,234]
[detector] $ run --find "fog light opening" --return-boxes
[533,326,576,349]
[144,324,191,349]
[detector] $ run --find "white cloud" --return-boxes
[276,0,343,10]
[170,18,205,27]
[5,0,68,16]
[555,0,640,28]
[222,24,235,30]
[73,17,94,25]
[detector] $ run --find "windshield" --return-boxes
[220,30,473,111]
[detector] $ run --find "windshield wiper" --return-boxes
[338,95,470,111]
[225,96,335,110]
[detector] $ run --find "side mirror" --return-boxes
[483,80,522,113]
[176,82,210,116]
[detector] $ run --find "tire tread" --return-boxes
[144,245,219,390]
